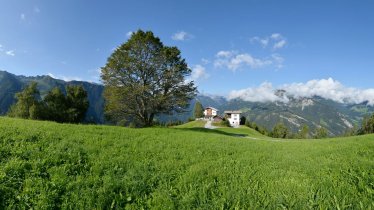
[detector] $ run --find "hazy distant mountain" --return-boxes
[0,70,104,123]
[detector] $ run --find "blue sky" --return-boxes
[1,0,374,98]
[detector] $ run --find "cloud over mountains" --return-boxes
[228,78,374,105]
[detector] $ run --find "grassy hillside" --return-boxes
[174,120,206,128]
[0,117,373,209]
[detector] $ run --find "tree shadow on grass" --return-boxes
[175,127,247,137]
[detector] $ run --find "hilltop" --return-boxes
[0,117,373,209]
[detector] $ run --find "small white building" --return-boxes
[224,110,242,127]
[204,107,218,120]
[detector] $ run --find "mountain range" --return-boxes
[1,70,373,135]
[0,70,104,123]
[196,94,374,136]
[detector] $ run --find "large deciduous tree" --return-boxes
[101,30,197,126]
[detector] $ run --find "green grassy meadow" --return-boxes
[0,117,373,209]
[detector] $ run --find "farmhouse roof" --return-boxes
[224,110,242,114]
[205,107,218,111]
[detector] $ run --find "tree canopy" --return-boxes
[101,30,197,126]
[297,124,310,139]
[271,123,290,138]
[8,82,89,123]
[44,85,89,123]
[314,126,328,139]
[7,82,42,119]
[193,101,204,119]
[359,114,374,135]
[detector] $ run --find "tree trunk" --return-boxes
[144,113,154,127]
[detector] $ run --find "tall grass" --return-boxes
[0,117,373,209]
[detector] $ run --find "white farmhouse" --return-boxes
[224,110,242,127]
[203,107,218,120]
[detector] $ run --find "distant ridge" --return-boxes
[0,70,105,123]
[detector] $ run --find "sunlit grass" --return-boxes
[0,117,373,209]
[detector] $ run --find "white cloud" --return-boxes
[216,50,235,58]
[5,50,15,56]
[20,13,25,20]
[47,73,56,78]
[191,65,209,81]
[47,73,82,82]
[126,31,133,37]
[214,50,283,71]
[273,40,287,50]
[228,78,374,105]
[251,33,287,50]
[0,44,3,52]
[228,82,288,103]
[281,78,374,105]
[216,50,236,58]
[172,31,193,41]
[271,33,282,40]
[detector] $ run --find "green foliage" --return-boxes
[44,87,67,122]
[314,126,328,139]
[9,84,89,123]
[221,118,231,127]
[297,124,310,139]
[240,116,246,125]
[193,101,204,118]
[0,117,373,209]
[101,30,197,127]
[359,114,374,134]
[245,119,269,136]
[65,85,89,123]
[343,125,358,137]
[0,70,104,123]
[0,71,23,115]
[187,117,195,122]
[7,82,42,119]
[271,123,290,138]
[245,118,251,127]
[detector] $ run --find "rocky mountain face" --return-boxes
[1,70,373,135]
